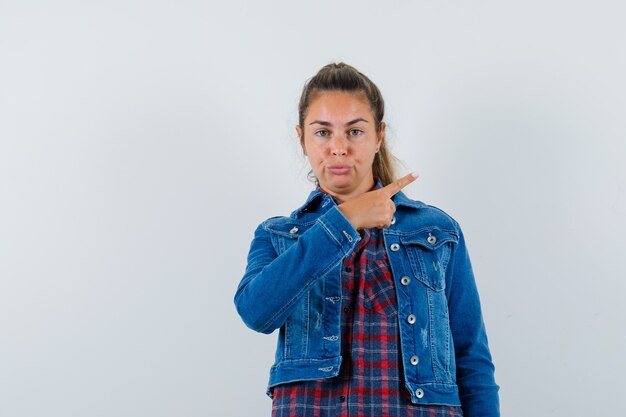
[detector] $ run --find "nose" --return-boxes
[330,135,347,156]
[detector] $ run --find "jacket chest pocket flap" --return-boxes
[399,229,458,291]
[265,221,316,254]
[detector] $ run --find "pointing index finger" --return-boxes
[381,172,419,197]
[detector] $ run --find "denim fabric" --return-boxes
[234,189,499,417]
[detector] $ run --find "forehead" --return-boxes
[305,91,373,123]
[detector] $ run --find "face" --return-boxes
[296,91,385,201]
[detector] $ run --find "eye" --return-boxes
[315,129,329,137]
[349,129,363,136]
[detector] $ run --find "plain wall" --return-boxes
[1,1,625,416]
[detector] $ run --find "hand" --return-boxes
[338,172,419,230]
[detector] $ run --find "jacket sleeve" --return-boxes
[234,206,360,334]
[446,225,500,417]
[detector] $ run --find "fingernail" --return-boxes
[411,171,419,178]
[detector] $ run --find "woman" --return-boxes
[234,63,500,417]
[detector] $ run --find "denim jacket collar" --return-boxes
[291,183,426,218]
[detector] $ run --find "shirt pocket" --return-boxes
[363,258,398,317]
[399,229,458,292]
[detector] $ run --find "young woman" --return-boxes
[235,63,500,417]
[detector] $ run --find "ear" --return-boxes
[296,125,307,156]
[377,122,386,148]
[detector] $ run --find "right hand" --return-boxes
[338,172,419,230]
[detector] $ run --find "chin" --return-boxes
[324,178,355,190]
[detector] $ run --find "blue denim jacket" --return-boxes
[235,189,500,417]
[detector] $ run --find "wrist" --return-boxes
[338,203,361,230]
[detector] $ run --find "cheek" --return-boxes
[356,146,378,163]
[304,141,326,162]
[310,153,325,166]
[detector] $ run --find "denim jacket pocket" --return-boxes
[400,229,458,291]
[266,221,316,253]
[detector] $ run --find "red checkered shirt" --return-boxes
[271,226,463,417]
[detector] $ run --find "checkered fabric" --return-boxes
[271,227,463,417]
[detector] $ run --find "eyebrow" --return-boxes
[309,118,369,126]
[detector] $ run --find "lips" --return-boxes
[327,166,351,175]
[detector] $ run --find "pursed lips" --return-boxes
[327,165,351,175]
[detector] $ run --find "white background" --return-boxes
[1,1,625,416]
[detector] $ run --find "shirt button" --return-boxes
[407,314,416,324]
[345,266,352,272]
[390,216,396,225]
[427,235,437,245]
[289,227,299,234]
[400,276,411,286]
[343,307,350,313]
[410,355,419,365]
[416,388,424,398]
[390,243,400,252]
[339,395,346,402]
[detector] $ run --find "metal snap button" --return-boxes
[289,227,299,234]
[390,243,400,252]
[410,355,419,365]
[390,216,396,225]
[427,234,437,245]
[416,388,424,398]
[400,276,411,286]
[407,314,416,324]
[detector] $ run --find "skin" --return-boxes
[296,91,418,230]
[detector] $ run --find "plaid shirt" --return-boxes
[271,226,463,417]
